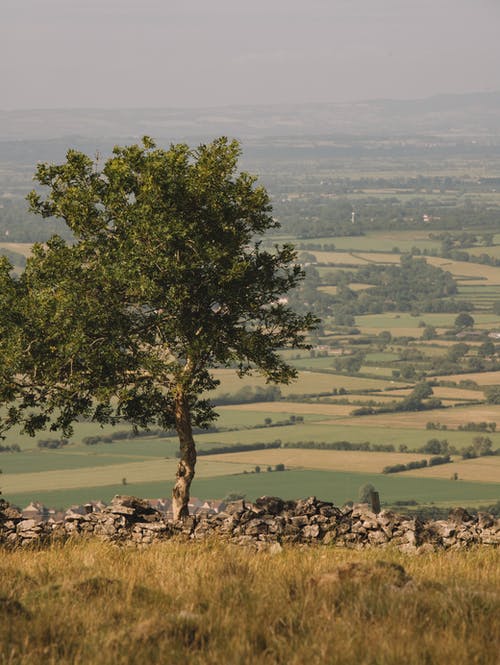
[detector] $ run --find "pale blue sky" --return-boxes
[1,0,499,109]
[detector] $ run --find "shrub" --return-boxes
[429,454,452,466]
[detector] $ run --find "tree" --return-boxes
[421,325,437,340]
[224,492,246,502]
[454,312,474,329]
[411,381,434,401]
[447,343,469,363]
[478,341,495,358]
[358,483,376,503]
[485,387,500,405]
[0,137,317,519]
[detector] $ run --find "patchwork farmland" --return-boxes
[2,223,500,514]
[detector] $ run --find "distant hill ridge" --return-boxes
[1,90,500,142]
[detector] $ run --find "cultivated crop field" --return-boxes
[425,257,500,285]
[431,370,500,386]
[202,448,442,474]
[0,458,255,495]
[335,404,500,429]
[210,368,395,395]
[400,455,500,483]
[220,401,356,416]
[187,469,500,507]
[379,387,483,401]
[300,230,442,253]
[203,445,500,484]
[3,222,500,514]
[0,242,33,257]
[9,467,500,511]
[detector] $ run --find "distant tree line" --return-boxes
[383,455,451,474]
[197,441,282,456]
[37,438,69,449]
[328,256,472,322]
[0,442,20,452]
[212,385,282,406]
[273,193,500,238]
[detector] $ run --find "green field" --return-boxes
[6,468,500,510]
[356,311,500,331]
[0,457,255,497]
[5,222,500,514]
[2,418,499,478]
[0,407,320,451]
[3,418,500,510]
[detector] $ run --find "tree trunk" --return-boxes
[172,390,196,521]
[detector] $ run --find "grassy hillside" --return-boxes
[0,541,498,665]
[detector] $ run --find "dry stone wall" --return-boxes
[1,495,498,552]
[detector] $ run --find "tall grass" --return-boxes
[1,541,498,664]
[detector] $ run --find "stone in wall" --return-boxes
[0,495,499,550]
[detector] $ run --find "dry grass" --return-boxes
[0,541,498,665]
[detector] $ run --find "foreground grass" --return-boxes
[0,541,498,664]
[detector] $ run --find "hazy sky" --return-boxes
[2,0,499,109]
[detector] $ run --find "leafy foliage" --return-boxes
[0,137,317,441]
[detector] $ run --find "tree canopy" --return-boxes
[0,137,317,518]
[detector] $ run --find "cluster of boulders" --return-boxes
[1,495,498,551]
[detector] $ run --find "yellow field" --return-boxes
[344,394,405,405]
[379,387,484,401]
[210,368,391,396]
[468,245,500,259]
[354,252,403,264]
[0,458,254,494]
[425,257,500,284]
[335,403,500,429]
[359,326,425,337]
[403,455,500,483]
[203,449,427,474]
[417,339,482,348]
[305,250,500,287]
[349,282,374,291]
[318,283,373,296]
[308,251,369,265]
[431,370,500,386]
[206,448,500,483]
[318,285,339,295]
[0,242,33,257]
[220,402,355,417]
